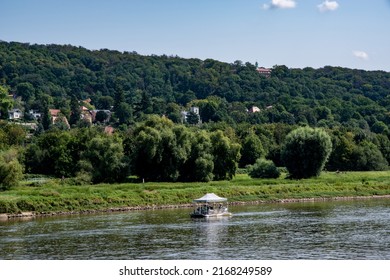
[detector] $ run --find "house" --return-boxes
[50,109,70,128]
[8,109,23,120]
[257,67,272,78]
[28,109,42,119]
[80,106,93,123]
[181,106,200,123]
[248,106,261,113]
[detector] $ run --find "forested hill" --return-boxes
[1,41,390,129]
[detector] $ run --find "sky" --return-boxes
[1,0,390,71]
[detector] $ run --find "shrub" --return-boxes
[248,158,280,179]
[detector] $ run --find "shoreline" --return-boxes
[1,194,390,221]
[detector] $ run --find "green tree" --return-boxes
[115,102,133,124]
[352,141,388,171]
[186,111,200,125]
[16,82,35,101]
[180,130,214,182]
[69,95,81,126]
[80,135,128,183]
[0,149,23,190]
[282,127,332,178]
[131,116,191,181]
[0,85,13,120]
[95,110,109,123]
[210,130,241,180]
[239,133,264,167]
[248,158,280,179]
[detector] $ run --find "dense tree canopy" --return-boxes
[0,41,389,186]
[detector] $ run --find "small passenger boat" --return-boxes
[190,193,232,218]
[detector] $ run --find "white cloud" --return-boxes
[317,1,339,12]
[263,0,297,10]
[353,50,369,60]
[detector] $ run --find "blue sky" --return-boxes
[1,0,389,71]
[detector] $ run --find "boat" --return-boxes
[190,193,232,218]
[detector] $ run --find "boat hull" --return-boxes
[190,212,232,219]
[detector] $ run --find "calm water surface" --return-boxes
[0,199,389,259]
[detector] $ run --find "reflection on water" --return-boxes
[0,199,389,260]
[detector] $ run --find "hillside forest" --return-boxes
[0,41,390,188]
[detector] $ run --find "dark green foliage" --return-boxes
[210,130,241,180]
[0,42,389,184]
[282,127,332,179]
[79,135,129,183]
[129,116,240,182]
[352,141,388,171]
[248,158,280,179]
[0,85,13,120]
[1,42,390,131]
[239,133,264,167]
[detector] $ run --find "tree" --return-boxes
[210,130,241,180]
[130,116,191,182]
[95,110,109,123]
[180,130,214,182]
[352,141,388,171]
[0,85,13,120]
[80,135,128,183]
[248,158,280,179]
[69,95,81,126]
[282,127,332,179]
[16,82,35,101]
[186,111,200,125]
[0,149,23,190]
[239,133,264,167]
[115,102,133,124]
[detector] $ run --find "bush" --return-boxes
[282,127,332,179]
[248,158,280,179]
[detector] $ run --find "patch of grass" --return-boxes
[0,171,389,214]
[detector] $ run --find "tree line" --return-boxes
[0,113,389,190]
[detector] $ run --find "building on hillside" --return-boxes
[80,106,93,123]
[28,109,42,120]
[181,106,201,124]
[8,108,23,120]
[248,106,261,113]
[256,67,272,78]
[50,109,70,128]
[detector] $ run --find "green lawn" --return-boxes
[1,171,390,214]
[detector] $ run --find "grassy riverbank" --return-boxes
[1,171,390,215]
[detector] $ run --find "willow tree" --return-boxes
[282,127,332,179]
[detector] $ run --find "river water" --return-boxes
[0,199,389,260]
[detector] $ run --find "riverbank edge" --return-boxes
[1,194,390,220]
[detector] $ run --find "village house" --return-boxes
[248,106,261,113]
[256,67,272,78]
[8,108,23,120]
[28,109,42,120]
[181,106,200,123]
[50,109,70,128]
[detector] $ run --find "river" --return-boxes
[0,199,389,259]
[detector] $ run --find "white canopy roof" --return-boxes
[193,193,227,203]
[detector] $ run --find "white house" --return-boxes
[29,109,42,119]
[8,109,23,120]
[181,106,200,123]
